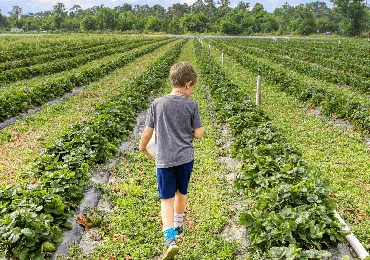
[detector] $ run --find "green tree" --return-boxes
[62,17,80,31]
[80,13,96,31]
[331,0,367,35]
[133,4,150,16]
[0,9,9,29]
[218,10,244,34]
[118,11,135,31]
[274,2,295,34]
[311,1,330,18]
[192,0,206,13]
[145,16,162,31]
[8,6,22,28]
[121,4,133,12]
[292,4,316,35]
[41,16,55,30]
[316,16,339,33]
[250,3,267,33]
[69,5,84,19]
[149,5,165,18]
[260,13,279,33]
[235,1,250,11]
[8,6,22,21]
[218,0,231,7]
[180,12,208,32]
[167,3,190,17]
[219,18,241,34]
[96,7,117,31]
[53,2,67,29]
[21,16,39,31]
[166,16,184,34]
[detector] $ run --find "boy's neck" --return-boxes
[170,89,187,97]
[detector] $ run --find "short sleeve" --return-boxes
[146,103,155,128]
[192,102,202,129]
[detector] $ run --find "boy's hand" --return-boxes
[139,126,154,159]
[143,149,153,159]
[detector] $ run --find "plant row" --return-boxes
[0,38,165,85]
[228,39,370,78]
[0,36,88,53]
[0,36,133,63]
[194,40,343,259]
[225,40,370,93]
[0,37,163,72]
[0,39,174,123]
[0,39,186,260]
[212,40,370,134]
[270,39,370,63]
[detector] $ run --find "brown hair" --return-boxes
[170,62,197,88]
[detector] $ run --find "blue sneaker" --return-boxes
[160,238,179,260]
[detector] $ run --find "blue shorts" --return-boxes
[156,160,194,199]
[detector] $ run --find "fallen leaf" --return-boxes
[354,210,367,224]
[76,213,93,229]
[111,234,129,243]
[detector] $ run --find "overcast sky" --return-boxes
[0,0,333,15]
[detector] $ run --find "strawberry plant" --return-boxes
[0,37,164,72]
[195,40,343,258]
[211,40,370,134]
[225,40,370,93]
[0,40,186,259]
[0,38,164,84]
[0,36,141,63]
[0,39,174,123]
[224,38,370,78]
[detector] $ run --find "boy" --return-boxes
[139,62,203,259]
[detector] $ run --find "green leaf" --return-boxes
[41,241,55,252]
[21,228,35,238]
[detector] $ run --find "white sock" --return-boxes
[174,213,184,228]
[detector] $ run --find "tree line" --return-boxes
[0,0,369,36]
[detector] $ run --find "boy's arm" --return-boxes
[193,127,204,139]
[192,101,203,139]
[139,126,154,158]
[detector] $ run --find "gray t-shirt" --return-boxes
[146,95,202,168]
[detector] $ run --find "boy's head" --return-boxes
[170,62,197,89]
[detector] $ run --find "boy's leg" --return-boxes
[174,191,187,214]
[157,168,179,260]
[157,167,177,231]
[174,192,186,238]
[161,197,175,230]
[173,160,194,238]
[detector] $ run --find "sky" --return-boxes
[0,0,333,15]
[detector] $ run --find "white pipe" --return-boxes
[334,210,369,259]
[256,75,262,106]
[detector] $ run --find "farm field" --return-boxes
[207,38,370,252]
[0,35,369,259]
